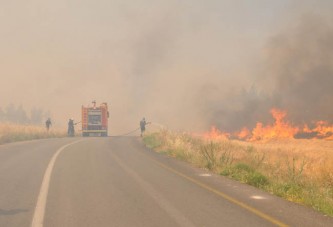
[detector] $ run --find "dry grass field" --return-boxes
[0,122,67,144]
[248,139,333,180]
[144,130,333,216]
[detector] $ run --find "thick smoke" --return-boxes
[262,14,333,124]
[0,0,332,133]
[206,13,333,131]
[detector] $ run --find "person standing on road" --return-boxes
[140,117,150,137]
[68,118,75,136]
[45,118,52,131]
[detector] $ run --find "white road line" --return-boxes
[199,173,212,177]
[251,195,266,200]
[31,140,83,227]
[112,153,196,227]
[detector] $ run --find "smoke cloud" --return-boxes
[204,7,333,131]
[262,14,333,124]
[0,0,332,133]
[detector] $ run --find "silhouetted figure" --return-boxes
[45,118,52,131]
[68,119,75,137]
[140,117,150,137]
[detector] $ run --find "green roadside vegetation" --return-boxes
[143,130,333,217]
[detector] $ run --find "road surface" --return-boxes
[0,137,332,227]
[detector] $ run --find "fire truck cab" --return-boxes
[82,101,109,137]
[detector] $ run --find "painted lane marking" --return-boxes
[112,153,196,227]
[251,195,266,200]
[199,173,212,177]
[31,140,83,227]
[139,151,288,227]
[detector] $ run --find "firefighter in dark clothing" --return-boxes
[68,119,75,136]
[140,117,150,137]
[45,118,52,131]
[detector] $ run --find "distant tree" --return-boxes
[5,103,17,122]
[0,107,4,121]
[0,104,49,125]
[30,107,44,125]
[16,105,29,124]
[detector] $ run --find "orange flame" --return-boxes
[248,109,299,141]
[203,126,230,141]
[204,108,333,142]
[309,121,333,140]
[235,127,250,140]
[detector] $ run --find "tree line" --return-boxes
[0,104,49,125]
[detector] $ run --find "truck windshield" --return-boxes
[88,115,101,125]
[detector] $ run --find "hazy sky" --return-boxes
[1,0,332,133]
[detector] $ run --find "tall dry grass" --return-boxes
[144,130,333,216]
[0,122,67,144]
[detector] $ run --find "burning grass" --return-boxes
[143,130,333,216]
[0,122,67,144]
[206,108,333,141]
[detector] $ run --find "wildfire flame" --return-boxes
[302,121,333,140]
[203,126,230,141]
[249,109,299,141]
[236,127,250,140]
[204,108,333,142]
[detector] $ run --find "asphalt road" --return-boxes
[0,137,332,227]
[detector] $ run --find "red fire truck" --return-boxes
[82,101,109,137]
